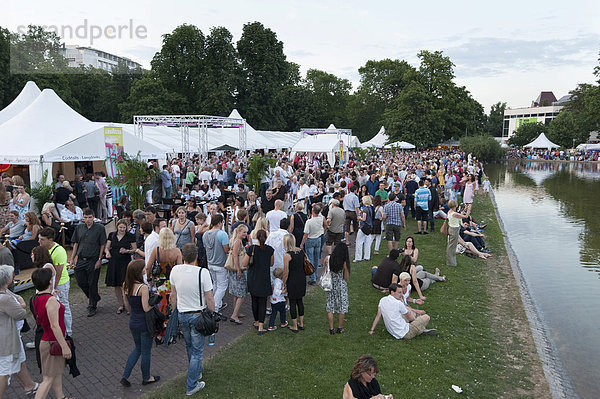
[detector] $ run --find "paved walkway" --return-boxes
[7,284,253,399]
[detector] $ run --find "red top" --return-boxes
[33,293,66,342]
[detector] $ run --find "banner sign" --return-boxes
[104,126,125,202]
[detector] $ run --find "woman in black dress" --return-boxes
[105,219,137,314]
[290,201,308,248]
[242,229,274,335]
[283,234,306,333]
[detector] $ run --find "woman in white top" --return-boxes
[446,199,470,267]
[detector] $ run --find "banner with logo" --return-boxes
[104,126,125,204]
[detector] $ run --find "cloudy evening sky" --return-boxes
[3,0,599,113]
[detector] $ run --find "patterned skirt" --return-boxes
[228,270,248,298]
[326,270,349,314]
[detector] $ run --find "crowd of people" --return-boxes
[0,147,495,398]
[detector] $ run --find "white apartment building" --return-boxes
[61,45,142,72]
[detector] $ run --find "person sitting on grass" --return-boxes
[370,249,402,292]
[397,272,426,317]
[457,235,493,259]
[459,220,491,253]
[369,283,437,339]
[342,354,393,399]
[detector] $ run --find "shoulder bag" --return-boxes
[440,220,449,236]
[151,247,161,276]
[224,239,247,272]
[303,251,316,275]
[194,267,221,336]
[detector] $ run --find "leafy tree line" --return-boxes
[1,22,505,147]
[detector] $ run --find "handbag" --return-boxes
[224,240,247,272]
[318,256,332,292]
[303,252,316,275]
[440,220,449,236]
[194,267,221,336]
[49,340,71,356]
[151,247,161,276]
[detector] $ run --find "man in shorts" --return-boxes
[382,193,406,251]
[414,180,432,234]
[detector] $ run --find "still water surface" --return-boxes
[487,161,600,398]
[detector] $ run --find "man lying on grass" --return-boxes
[369,283,437,339]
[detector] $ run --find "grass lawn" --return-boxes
[141,195,547,398]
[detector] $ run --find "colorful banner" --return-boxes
[104,126,125,202]
[516,117,538,128]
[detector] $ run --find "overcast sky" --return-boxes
[4,0,599,113]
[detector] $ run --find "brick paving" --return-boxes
[7,285,253,399]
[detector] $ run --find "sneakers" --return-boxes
[186,381,206,396]
[285,304,290,312]
[87,307,97,317]
[120,378,131,387]
[266,308,272,315]
[281,321,288,328]
[218,303,228,311]
[25,341,35,349]
[267,326,277,331]
[423,328,438,336]
[207,334,215,346]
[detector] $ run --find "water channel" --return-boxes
[486,161,600,399]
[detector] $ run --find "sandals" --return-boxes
[25,382,39,396]
[336,328,345,334]
[329,329,335,335]
[142,376,160,385]
[116,307,124,314]
[230,318,242,325]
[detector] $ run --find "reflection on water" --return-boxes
[488,161,600,398]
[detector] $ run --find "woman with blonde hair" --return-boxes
[250,217,269,245]
[446,199,470,267]
[146,228,182,343]
[228,224,249,324]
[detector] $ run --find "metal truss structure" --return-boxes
[134,115,247,160]
[300,127,353,145]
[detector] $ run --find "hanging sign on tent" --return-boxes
[104,126,124,178]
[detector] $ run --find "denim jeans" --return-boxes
[304,237,322,283]
[122,329,153,381]
[268,301,287,327]
[179,312,206,392]
[55,280,73,336]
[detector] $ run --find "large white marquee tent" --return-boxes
[361,126,388,148]
[0,81,41,126]
[523,133,559,150]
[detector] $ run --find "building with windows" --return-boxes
[61,45,142,72]
[502,91,571,140]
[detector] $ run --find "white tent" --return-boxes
[576,143,600,151]
[0,81,41,125]
[523,133,559,150]
[290,134,345,166]
[385,141,416,150]
[361,126,388,148]
[43,126,163,162]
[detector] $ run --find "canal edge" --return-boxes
[489,188,578,399]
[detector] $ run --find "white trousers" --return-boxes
[355,230,374,261]
[209,265,229,312]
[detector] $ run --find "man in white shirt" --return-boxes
[198,167,212,184]
[170,243,214,395]
[143,218,165,269]
[266,200,287,233]
[301,204,325,285]
[60,200,83,223]
[368,283,437,339]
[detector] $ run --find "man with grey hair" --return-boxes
[325,199,345,254]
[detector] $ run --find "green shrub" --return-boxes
[460,135,506,162]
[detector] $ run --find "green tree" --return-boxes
[9,25,68,74]
[486,102,506,137]
[508,122,546,147]
[199,26,237,115]
[304,68,351,127]
[246,154,276,192]
[383,80,444,148]
[151,24,205,113]
[348,59,416,141]
[119,72,188,122]
[236,22,290,130]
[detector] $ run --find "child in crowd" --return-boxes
[268,267,287,331]
[482,176,491,197]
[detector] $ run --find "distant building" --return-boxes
[61,45,142,72]
[502,91,571,139]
